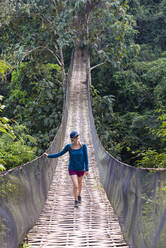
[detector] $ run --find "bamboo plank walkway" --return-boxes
[27,49,128,248]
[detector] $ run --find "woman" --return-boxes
[44,131,89,208]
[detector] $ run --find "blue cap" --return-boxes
[70,131,79,139]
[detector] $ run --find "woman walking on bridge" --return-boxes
[44,131,89,208]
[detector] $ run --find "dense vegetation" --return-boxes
[0,0,165,170]
[91,0,166,167]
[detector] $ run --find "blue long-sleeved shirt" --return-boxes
[47,144,89,171]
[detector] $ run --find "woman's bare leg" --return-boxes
[78,175,84,197]
[70,175,79,201]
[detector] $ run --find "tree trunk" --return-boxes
[59,47,66,87]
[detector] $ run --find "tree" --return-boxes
[0,96,37,171]
[0,0,139,72]
[135,110,166,168]
[128,0,166,52]
[5,60,63,155]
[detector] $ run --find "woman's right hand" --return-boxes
[44,152,48,157]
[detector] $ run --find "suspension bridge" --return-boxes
[0,48,166,248]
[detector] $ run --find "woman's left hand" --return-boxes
[85,171,89,176]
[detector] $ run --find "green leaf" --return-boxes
[0,164,6,171]
[0,127,8,134]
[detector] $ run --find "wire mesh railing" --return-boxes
[86,62,166,248]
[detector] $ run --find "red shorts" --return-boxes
[69,169,85,177]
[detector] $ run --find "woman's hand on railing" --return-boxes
[44,152,48,157]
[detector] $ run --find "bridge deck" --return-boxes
[27,50,128,248]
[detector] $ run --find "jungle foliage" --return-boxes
[0,96,37,171]
[0,0,165,169]
[91,0,166,167]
